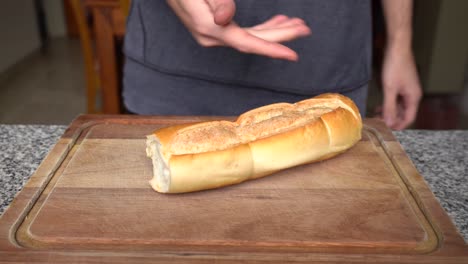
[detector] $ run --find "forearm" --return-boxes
[380,0,413,52]
[380,0,421,130]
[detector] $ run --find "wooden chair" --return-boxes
[119,0,131,17]
[70,0,100,113]
[69,0,131,114]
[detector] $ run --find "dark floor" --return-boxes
[0,37,467,129]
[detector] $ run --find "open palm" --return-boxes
[167,0,311,61]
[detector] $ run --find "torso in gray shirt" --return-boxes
[123,0,372,115]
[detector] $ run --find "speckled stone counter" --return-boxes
[0,124,467,242]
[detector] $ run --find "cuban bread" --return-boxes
[146,93,362,193]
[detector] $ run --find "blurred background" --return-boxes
[0,0,466,129]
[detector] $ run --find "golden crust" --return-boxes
[247,117,330,179]
[320,107,361,149]
[147,93,362,193]
[237,102,294,126]
[168,144,254,193]
[154,123,196,149]
[315,93,362,123]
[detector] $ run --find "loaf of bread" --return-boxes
[146,93,362,193]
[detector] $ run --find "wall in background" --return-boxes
[44,0,66,38]
[0,0,40,74]
[413,0,468,94]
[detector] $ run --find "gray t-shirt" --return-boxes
[123,0,372,115]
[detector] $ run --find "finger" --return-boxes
[252,17,308,32]
[271,17,307,29]
[382,89,398,129]
[192,34,224,47]
[391,102,406,130]
[205,0,236,25]
[247,23,311,43]
[251,15,290,30]
[395,94,420,130]
[222,26,299,61]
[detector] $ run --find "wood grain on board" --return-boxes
[0,115,467,263]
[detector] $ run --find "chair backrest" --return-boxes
[69,0,100,114]
[119,0,131,17]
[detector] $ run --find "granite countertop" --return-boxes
[0,124,467,243]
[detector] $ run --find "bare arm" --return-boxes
[380,0,422,130]
[382,0,413,50]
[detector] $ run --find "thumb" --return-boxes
[205,0,236,25]
[383,91,397,129]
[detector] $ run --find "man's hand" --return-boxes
[166,0,311,61]
[381,46,422,130]
[380,0,422,130]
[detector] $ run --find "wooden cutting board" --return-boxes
[1,115,467,263]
